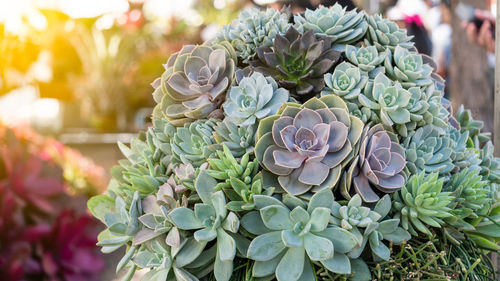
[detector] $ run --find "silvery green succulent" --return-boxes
[447,127,481,173]
[345,45,386,73]
[169,171,244,281]
[213,120,256,158]
[322,62,368,100]
[340,124,406,203]
[170,119,219,168]
[152,43,237,126]
[393,172,454,236]
[223,71,289,126]
[384,46,433,88]
[358,72,412,128]
[364,14,414,52]
[294,4,368,45]
[250,27,341,101]
[331,195,410,261]
[402,125,455,179]
[243,189,365,280]
[216,8,291,63]
[255,95,363,196]
[444,169,490,230]
[478,141,500,183]
[207,144,272,212]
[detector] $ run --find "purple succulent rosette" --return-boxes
[340,124,406,202]
[255,95,363,196]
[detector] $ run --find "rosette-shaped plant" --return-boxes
[478,141,500,183]
[384,46,433,88]
[152,43,237,126]
[456,105,491,147]
[365,14,414,51]
[447,127,481,172]
[331,195,410,261]
[223,72,289,126]
[250,27,341,101]
[243,189,366,280]
[170,119,219,167]
[255,95,363,196]
[393,172,454,236]
[213,120,256,158]
[169,171,245,281]
[358,72,411,128]
[345,45,386,73]
[294,4,368,45]
[322,62,368,100]
[402,125,455,178]
[340,124,406,203]
[216,8,291,63]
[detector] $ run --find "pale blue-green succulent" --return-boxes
[345,45,386,73]
[170,119,219,168]
[358,72,411,128]
[217,8,291,63]
[243,189,367,281]
[322,62,368,100]
[294,4,368,45]
[223,71,289,126]
[384,46,433,89]
[169,171,246,281]
[213,120,256,158]
[364,14,414,51]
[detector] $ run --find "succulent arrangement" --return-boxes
[89,5,500,281]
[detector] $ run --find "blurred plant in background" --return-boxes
[0,124,105,281]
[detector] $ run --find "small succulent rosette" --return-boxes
[89,4,500,281]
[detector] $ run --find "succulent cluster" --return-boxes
[90,5,500,281]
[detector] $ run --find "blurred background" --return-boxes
[0,0,497,280]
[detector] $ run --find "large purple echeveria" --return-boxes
[255,95,363,196]
[340,124,406,202]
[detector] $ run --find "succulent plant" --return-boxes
[223,71,289,126]
[216,7,291,63]
[340,124,406,203]
[447,127,481,173]
[331,195,410,261]
[255,95,363,196]
[170,119,219,168]
[444,169,490,231]
[206,144,272,212]
[294,4,368,45]
[249,27,341,101]
[243,189,363,280]
[169,171,244,281]
[358,72,412,128]
[213,120,256,158]
[345,45,386,73]
[152,43,237,126]
[93,192,142,255]
[456,105,491,147]
[393,172,454,236]
[402,125,456,180]
[364,14,414,52]
[384,46,433,88]
[478,141,500,183]
[322,62,368,100]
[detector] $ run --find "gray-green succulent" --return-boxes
[393,172,454,236]
[213,120,256,158]
[322,62,368,100]
[223,71,289,126]
[345,45,386,73]
[364,14,414,51]
[170,119,219,168]
[384,46,433,88]
[217,8,291,63]
[294,4,368,45]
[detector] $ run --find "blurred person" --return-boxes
[386,0,433,56]
[432,1,452,79]
[462,9,495,53]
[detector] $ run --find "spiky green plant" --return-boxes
[213,120,256,158]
